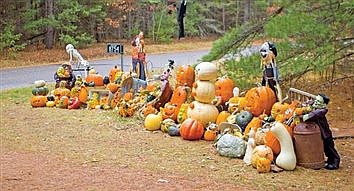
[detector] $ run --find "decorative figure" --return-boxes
[54,63,76,89]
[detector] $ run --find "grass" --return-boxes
[1,86,354,190]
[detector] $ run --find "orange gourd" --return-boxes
[162,103,179,121]
[107,83,119,93]
[180,118,204,140]
[228,96,247,113]
[251,145,274,168]
[109,66,120,83]
[30,96,47,107]
[215,76,235,105]
[244,117,263,136]
[256,157,272,173]
[86,73,104,86]
[216,111,231,125]
[204,128,217,141]
[176,65,195,88]
[54,81,71,98]
[245,86,276,116]
[271,102,289,118]
[264,123,293,155]
[169,85,189,107]
[78,86,88,103]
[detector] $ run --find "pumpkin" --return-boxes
[271,102,289,118]
[255,128,268,145]
[227,96,247,113]
[177,103,189,124]
[109,66,120,83]
[284,100,301,120]
[264,123,293,155]
[32,86,49,96]
[168,125,180,136]
[191,81,215,104]
[78,85,88,104]
[180,118,204,140]
[235,110,253,132]
[216,111,231,125]
[30,96,47,107]
[256,157,272,173]
[195,62,218,81]
[176,65,195,88]
[245,86,276,116]
[46,101,55,107]
[54,81,71,98]
[204,128,217,141]
[244,117,263,136]
[251,145,274,168]
[161,118,176,133]
[162,103,179,121]
[139,102,158,117]
[170,85,190,107]
[58,96,69,108]
[86,73,104,86]
[107,83,119,93]
[271,122,296,170]
[215,76,235,105]
[144,113,163,131]
[123,89,134,101]
[34,80,46,88]
[187,101,219,126]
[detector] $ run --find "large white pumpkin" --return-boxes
[192,80,215,104]
[195,62,218,81]
[187,101,219,126]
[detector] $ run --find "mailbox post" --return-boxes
[107,43,124,71]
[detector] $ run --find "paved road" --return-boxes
[0,50,209,90]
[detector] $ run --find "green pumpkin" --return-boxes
[235,110,253,132]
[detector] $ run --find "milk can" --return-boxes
[293,122,325,169]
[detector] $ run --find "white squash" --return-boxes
[187,101,219,126]
[243,129,256,165]
[34,80,46,88]
[195,62,218,81]
[271,121,296,170]
[192,80,215,103]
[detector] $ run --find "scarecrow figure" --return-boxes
[302,94,340,170]
[259,41,282,101]
[54,63,76,89]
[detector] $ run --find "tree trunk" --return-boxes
[243,0,251,23]
[44,0,54,49]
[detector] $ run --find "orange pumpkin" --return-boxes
[54,81,71,98]
[215,76,235,105]
[271,102,289,118]
[264,123,293,155]
[180,118,204,140]
[176,65,195,88]
[86,73,104,86]
[284,100,301,119]
[78,86,88,103]
[140,102,158,117]
[30,96,47,107]
[169,85,189,107]
[228,96,247,113]
[162,103,179,121]
[204,128,217,141]
[256,157,272,173]
[244,117,263,136]
[109,66,120,83]
[251,145,274,168]
[123,89,134,101]
[245,86,276,116]
[216,111,231,125]
[107,83,119,93]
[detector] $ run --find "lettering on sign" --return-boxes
[107,43,124,54]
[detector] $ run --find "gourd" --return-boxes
[176,65,195,88]
[243,129,256,165]
[195,62,218,81]
[107,83,119,93]
[270,122,296,170]
[216,134,246,158]
[168,125,180,136]
[251,145,274,168]
[78,85,88,103]
[227,96,247,113]
[264,123,293,155]
[256,157,272,173]
[180,118,204,140]
[177,103,189,124]
[271,102,289,118]
[191,81,215,104]
[215,76,235,105]
[54,81,71,98]
[235,110,253,132]
[245,86,276,116]
[162,103,179,121]
[144,113,163,131]
[30,96,47,107]
[203,126,217,141]
[46,101,55,107]
[68,97,80,109]
[160,118,176,133]
[109,66,120,83]
[187,101,219,126]
[255,127,267,145]
[244,117,263,136]
[216,111,231,125]
[34,80,46,88]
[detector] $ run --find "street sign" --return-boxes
[107,43,124,54]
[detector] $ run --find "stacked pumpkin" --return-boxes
[180,62,220,141]
[30,80,49,107]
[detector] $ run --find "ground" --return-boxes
[0,38,353,190]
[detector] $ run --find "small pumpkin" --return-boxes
[54,81,71,98]
[256,157,272,173]
[251,145,274,168]
[86,73,104,86]
[46,101,55,107]
[195,62,218,81]
[107,83,119,93]
[78,85,88,104]
[245,86,276,116]
[180,118,204,140]
[170,85,190,107]
[58,96,69,109]
[144,113,163,131]
[177,103,189,124]
[30,96,47,107]
[176,65,195,88]
[204,128,218,141]
[271,102,289,118]
[215,76,235,105]
[216,111,231,125]
[227,96,247,113]
[162,103,179,121]
[235,110,253,132]
[168,124,180,136]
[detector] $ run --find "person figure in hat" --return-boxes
[302,93,340,170]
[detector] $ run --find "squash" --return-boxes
[264,123,293,155]
[245,86,276,116]
[270,122,296,170]
[161,118,176,133]
[86,73,104,86]
[271,102,289,118]
[58,95,69,108]
[32,86,49,96]
[177,103,189,124]
[107,83,119,93]
[256,157,272,173]
[162,103,179,121]
[243,129,256,165]
[203,128,217,141]
[68,97,80,109]
[191,81,215,104]
[46,101,55,107]
[176,65,195,88]
[216,111,231,125]
[244,117,263,136]
[170,85,190,107]
[168,124,180,136]
[215,76,235,105]
[255,127,268,145]
[30,96,47,107]
[139,102,158,117]
[195,62,218,81]
[251,145,274,168]
[187,101,219,126]
[227,96,247,113]
[54,81,71,98]
[235,110,253,132]
[180,118,204,140]
[34,80,46,88]
[109,66,120,83]
[144,113,163,131]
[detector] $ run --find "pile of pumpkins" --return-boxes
[142,61,308,173]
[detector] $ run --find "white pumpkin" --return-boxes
[192,80,215,104]
[271,122,297,170]
[187,101,219,126]
[34,80,46,88]
[195,62,218,81]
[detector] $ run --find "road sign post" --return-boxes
[107,43,124,71]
